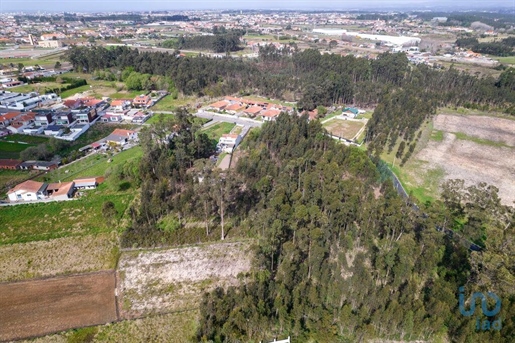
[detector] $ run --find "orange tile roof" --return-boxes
[2,112,21,120]
[47,182,74,198]
[245,106,263,114]
[8,180,45,194]
[111,128,136,137]
[225,103,244,111]
[260,109,281,118]
[209,100,229,109]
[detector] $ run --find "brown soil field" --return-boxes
[416,114,515,205]
[0,271,117,341]
[118,241,252,319]
[323,118,364,140]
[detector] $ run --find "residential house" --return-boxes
[46,182,75,200]
[0,159,22,170]
[43,125,63,137]
[74,108,97,123]
[63,99,83,110]
[7,180,48,202]
[82,98,107,110]
[101,113,123,122]
[7,113,35,133]
[55,111,73,125]
[259,109,281,122]
[34,112,53,127]
[110,99,131,112]
[0,111,21,127]
[105,128,138,146]
[217,133,243,153]
[244,106,263,117]
[73,176,104,190]
[19,160,58,171]
[225,103,245,114]
[207,100,229,111]
[133,94,152,108]
[343,107,359,118]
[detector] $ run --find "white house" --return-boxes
[7,180,48,202]
[217,133,242,153]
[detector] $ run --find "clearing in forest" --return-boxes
[323,118,365,140]
[118,241,253,319]
[407,114,515,205]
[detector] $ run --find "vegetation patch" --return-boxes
[430,129,444,141]
[0,141,35,159]
[202,122,235,141]
[0,232,119,282]
[453,131,510,147]
[118,241,253,319]
[0,192,133,245]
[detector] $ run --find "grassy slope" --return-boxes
[0,141,35,159]
[202,122,235,140]
[0,142,142,245]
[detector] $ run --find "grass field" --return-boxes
[37,146,143,183]
[0,271,117,342]
[0,232,119,282]
[0,190,133,245]
[109,90,143,99]
[0,141,34,159]
[151,94,197,111]
[202,122,235,140]
[145,112,176,125]
[323,118,365,140]
[60,84,91,98]
[2,134,49,144]
[492,56,515,65]
[24,310,199,343]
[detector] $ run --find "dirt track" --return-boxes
[0,271,117,341]
[416,114,515,205]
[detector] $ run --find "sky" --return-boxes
[0,0,512,12]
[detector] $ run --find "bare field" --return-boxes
[414,114,515,205]
[0,271,117,342]
[323,118,364,140]
[118,241,253,319]
[19,310,198,343]
[0,233,119,282]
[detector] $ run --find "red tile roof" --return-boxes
[7,180,45,194]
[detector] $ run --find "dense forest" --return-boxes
[172,29,245,53]
[118,112,514,342]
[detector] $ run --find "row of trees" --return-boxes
[456,37,515,56]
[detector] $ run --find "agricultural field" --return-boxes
[0,191,133,245]
[118,241,253,319]
[392,113,515,205]
[0,140,34,159]
[151,94,198,111]
[323,118,365,140]
[20,310,199,343]
[37,146,143,183]
[0,271,117,342]
[0,232,119,282]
